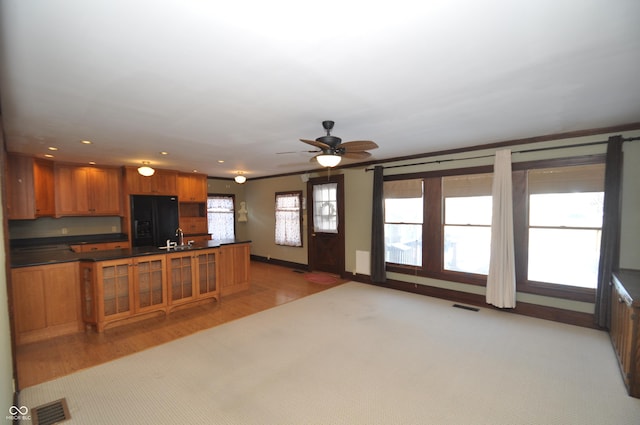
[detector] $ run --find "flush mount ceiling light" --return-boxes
[316,154,342,167]
[234,172,247,184]
[137,161,155,176]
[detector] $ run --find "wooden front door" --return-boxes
[307,174,345,275]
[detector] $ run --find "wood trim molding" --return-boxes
[345,121,640,171]
[250,255,309,272]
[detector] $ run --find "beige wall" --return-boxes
[242,174,310,265]
[620,141,640,268]
[239,128,640,314]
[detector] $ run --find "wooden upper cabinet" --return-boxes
[33,159,56,216]
[89,167,121,214]
[5,154,55,219]
[124,167,177,195]
[177,173,207,202]
[55,164,122,216]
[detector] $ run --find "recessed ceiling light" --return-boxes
[160,151,169,155]
[48,146,58,151]
[80,140,92,145]
[44,154,54,158]
[192,169,198,173]
[89,161,96,165]
[217,160,225,164]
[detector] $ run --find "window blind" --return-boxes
[528,164,605,194]
[442,173,493,197]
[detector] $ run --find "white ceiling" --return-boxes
[1,0,639,179]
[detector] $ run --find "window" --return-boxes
[207,195,235,240]
[382,154,605,301]
[275,191,302,247]
[384,179,423,266]
[312,183,338,233]
[527,164,605,289]
[442,174,493,275]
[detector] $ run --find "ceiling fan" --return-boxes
[300,120,378,167]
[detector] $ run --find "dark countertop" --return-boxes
[10,239,251,268]
[613,269,640,307]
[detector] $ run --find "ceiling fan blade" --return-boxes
[300,138,331,150]
[277,150,319,154]
[340,140,378,151]
[342,151,372,160]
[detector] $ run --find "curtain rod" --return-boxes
[364,135,639,172]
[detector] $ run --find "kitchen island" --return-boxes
[10,240,251,343]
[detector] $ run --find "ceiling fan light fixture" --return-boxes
[316,154,342,167]
[234,173,247,184]
[137,161,155,176]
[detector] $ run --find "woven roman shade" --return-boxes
[528,164,605,194]
[442,173,493,197]
[384,179,423,199]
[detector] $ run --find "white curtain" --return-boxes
[486,149,516,308]
[207,196,235,240]
[275,193,302,247]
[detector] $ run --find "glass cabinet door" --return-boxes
[101,262,131,317]
[168,254,194,303]
[197,251,217,297]
[135,256,166,311]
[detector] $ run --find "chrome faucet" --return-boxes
[176,228,184,246]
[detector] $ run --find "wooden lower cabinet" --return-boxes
[219,243,251,296]
[610,270,640,398]
[11,262,82,345]
[8,244,250,342]
[167,248,219,309]
[81,255,166,332]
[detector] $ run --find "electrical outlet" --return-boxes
[61,227,68,235]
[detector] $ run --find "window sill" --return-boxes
[386,264,595,303]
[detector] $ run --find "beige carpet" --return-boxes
[19,282,640,424]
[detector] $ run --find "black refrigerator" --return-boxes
[130,195,180,247]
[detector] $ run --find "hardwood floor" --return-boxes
[15,262,346,389]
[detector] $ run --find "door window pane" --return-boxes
[313,183,338,233]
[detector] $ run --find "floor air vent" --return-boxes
[452,304,480,312]
[32,398,70,425]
